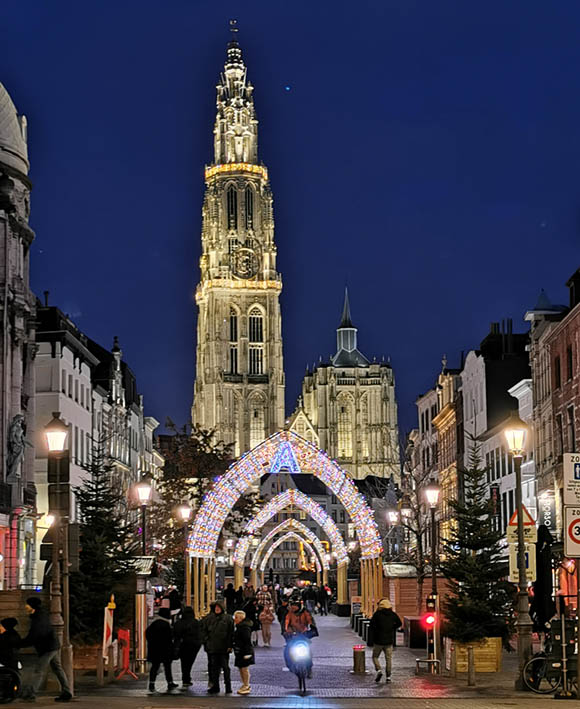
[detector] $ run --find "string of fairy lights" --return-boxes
[259,532,322,574]
[243,518,329,571]
[188,431,382,560]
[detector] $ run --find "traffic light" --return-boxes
[423,594,437,629]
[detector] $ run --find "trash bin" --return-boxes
[352,644,366,674]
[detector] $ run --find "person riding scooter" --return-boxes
[283,598,317,680]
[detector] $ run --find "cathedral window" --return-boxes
[227,186,238,230]
[249,308,264,342]
[337,396,353,459]
[228,237,239,254]
[229,346,238,374]
[249,346,263,375]
[245,187,254,230]
[229,309,238,342]
[250,401,266,449]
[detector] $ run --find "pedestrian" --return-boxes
[368,598,402,683]
[173,606,202,689]
[285,598,315,636]
[256,584,272,609]
[233,611,254,695]
[235,586,244,609]
[243,584,255,601]
[276,597,289,636]
[168,586,182,623]
[146,607,178,694]
[19,596,72,703]
[317,585,328,616]
[201,601,234,694]
[223,583,236,615]
[242,598,260,647]
[0,617,20,671]
[259,603,274,647]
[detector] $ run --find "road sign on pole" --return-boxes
[564,506,580,558]
[508,542,536,583]
[564,454,580,505]
[506,504,537,543]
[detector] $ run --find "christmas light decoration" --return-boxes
[244,518,329,570]
[189,431,382,559]
[259,532,322,573]
[205,163,268,181]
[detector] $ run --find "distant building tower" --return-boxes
[291,290,400,481]
[191,29,285,455]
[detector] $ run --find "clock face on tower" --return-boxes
[232,248,259,279]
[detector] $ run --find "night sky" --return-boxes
[2,1,580,435]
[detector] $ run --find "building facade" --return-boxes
[296,291,400,481]
[0,83,37,589]
[191,35,285,456]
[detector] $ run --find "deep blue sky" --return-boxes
[2,1,580,435]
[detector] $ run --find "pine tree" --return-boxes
[69,436,137,643]
[440,441,514,650]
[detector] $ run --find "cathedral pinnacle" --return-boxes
[340,287,354,328]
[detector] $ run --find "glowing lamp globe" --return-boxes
[424,482,440,509]
[388,510,399,525]
[177,503,192,522]
[44,412,68,453]
[136,478,153,505]
[504,413,528,458]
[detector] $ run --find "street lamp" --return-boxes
[504,413,532,690]
[176,503,192,606]
[43,412,73,693]
[424,482,440,596]
[135,475,153,556]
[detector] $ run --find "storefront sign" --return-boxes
[538,490,556,534]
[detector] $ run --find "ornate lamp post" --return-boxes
[504,413,532,690]
[176,503,192,606]
[424,482,440,596]
[44,412,74,692]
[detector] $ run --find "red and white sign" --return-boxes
[564,507,580,558]
[506,505,537,543]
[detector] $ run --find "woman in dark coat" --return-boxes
[0,618,20,671]
[233,611,254,695]
[173,606,202,688]
[145,608,177,694]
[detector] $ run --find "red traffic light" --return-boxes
[423,612,436,627]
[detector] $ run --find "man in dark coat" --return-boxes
[146,607,178,694]
[223,584,237,615]
[0,618,20,671]
[233,610,254,695]
[276,597,289,636]
[201,601,234,694]
[368,598,402,683]
[173,606,202,688]
[20,596,72,702]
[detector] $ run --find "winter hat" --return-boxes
[158,608,171,620]
[0,618,17,631]
[378,598,392,610]
[26,597,42,611]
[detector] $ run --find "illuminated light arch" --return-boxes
[248,519,329,571]
[259,532,322,574]
[189,431,381,559]
[233,490,347,567]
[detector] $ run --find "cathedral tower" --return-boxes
[192,28,285,455]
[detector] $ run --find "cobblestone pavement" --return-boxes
[70,614,544,702]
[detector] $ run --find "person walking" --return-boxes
[223,583,236,615]
[173,606,202,690]
[233,611,254,695]
[242,598,260,647]
[146,607,178,694]
[201,601,234,695]
[276,597,289,636]
[19,596,72,703]
[368,598,402,683]
[235,586,244,609]
[317,586,328,616]
[259,603,274,648]
[0,618,20,671]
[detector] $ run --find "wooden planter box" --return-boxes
[447,637,502,673]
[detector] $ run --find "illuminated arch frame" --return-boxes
[248,518,330,572]
[189,431,383,616]
[234,491,348,569]
[259,532,322,574]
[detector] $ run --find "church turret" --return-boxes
[333,289,369,367]
[192,23,285,456]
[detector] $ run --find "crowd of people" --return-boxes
[146,581,332,696]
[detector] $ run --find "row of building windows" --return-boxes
[61,370,91,411]
[72,425,91,467]
[554,345,574,389]
[271,557,297,570]
[555,406,576,454]
[227,186,255,231]
[419,404,438,434]
[228,308,264,375]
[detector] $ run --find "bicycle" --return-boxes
[0,664,21,704]
[523,652,577,694]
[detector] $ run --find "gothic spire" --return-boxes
[340,287,354,328]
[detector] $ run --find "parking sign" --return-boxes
[564,454,580,505]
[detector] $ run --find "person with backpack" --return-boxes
[368,598,402,683]
[201,601,234,694]
[173,606,202,689]
[146,607,178,694]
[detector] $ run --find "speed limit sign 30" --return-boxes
[564,507,580,557]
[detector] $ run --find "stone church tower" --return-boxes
[290,290,400,481]
[192,31,285,455]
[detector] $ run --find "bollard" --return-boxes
[350,644,368,675]
[96,653,104,687]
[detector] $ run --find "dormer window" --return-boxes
[227,186,237,230]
